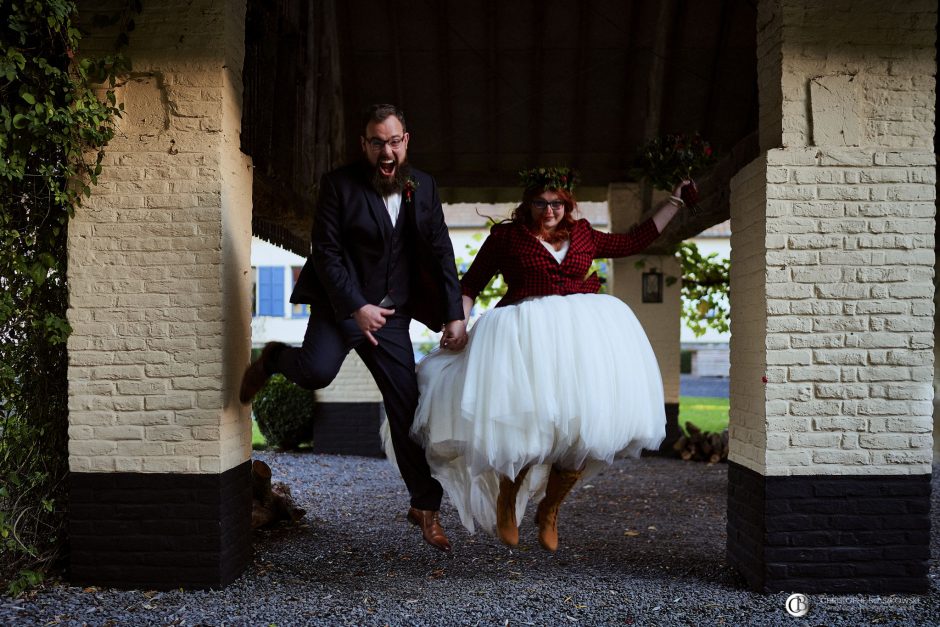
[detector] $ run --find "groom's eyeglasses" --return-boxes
[531,200,565,210]
[365,136,405,150]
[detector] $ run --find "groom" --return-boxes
[240,104,467,551]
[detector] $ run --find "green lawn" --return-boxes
[251,419,267,449]
[679,395,729,434]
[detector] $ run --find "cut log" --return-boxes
[674,423,729,464]
[251,459,306,529]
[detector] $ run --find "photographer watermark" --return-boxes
[785,593,810,617]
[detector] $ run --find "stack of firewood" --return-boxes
[251,459,306,529]
[672,421,729,463]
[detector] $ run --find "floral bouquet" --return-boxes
[633,133,716,212]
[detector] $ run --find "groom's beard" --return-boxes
[370,159,411,197]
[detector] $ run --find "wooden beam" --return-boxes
[640,0,678,210]
[435,1,455,174]
[315,0,344,174]
[569,0,591,171]
[389,0,404,108]
[617,0,637,153]
[526,0,545,166]
[642,0,676,143]
[336,0,359,157]
[486,0,499,174]
[703,0,732,139]
[251,173,314,256]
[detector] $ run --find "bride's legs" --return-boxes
[495,466,531,546]
[535,465,582,552]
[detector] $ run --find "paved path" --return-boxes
[680,374,729,398]
[1,454,937,625]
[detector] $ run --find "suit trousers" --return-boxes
[272,312,444,511]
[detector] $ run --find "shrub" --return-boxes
[252,375,316,450]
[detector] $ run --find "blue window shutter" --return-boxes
[258,267,285,316]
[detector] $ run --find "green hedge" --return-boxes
[253,375,317,450]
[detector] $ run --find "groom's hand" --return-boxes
[354,304,395,346]
[440,319,468,351]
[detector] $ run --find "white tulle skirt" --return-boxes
[384,293,665,535]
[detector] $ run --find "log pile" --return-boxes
[672,421,729,463]
[251,459,306,529]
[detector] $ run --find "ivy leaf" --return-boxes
[12,114,28,129]
[20,92,35,105]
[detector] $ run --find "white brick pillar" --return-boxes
[608,183,682,451]
[727,0,936,593]
[67,0,253,589]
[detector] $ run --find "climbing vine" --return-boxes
[0,0,126,594]
[635,243,731,338]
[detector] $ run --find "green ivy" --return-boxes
[636,242,731,338]
[0,0,126,594]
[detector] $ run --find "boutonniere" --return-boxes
[403,176,419,201]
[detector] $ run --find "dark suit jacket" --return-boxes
[290,163,464,330]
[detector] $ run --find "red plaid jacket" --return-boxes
[461,217,661,307]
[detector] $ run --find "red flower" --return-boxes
[761,375,768,383]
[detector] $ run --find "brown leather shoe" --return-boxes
[239,341,287,404]
[407,507,452,552]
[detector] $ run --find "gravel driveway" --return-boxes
[1,453,938,626]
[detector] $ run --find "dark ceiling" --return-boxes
[243,0,760,254]
[336,0,758,188]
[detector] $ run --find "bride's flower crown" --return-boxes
[519,166,579,193]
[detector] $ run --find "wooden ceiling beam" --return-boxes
[569,0,591,171]
[435,1,455,173]
[703,0,732,139]
[526,0,546,166]
[617,1,637,157]
[486,0,499,174]
[389,0,404,108]
[642,0,677,143]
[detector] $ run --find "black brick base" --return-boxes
[727,461,931,593]
[658,403,681,454]
[312,402,385,457]
[70,460,252,590]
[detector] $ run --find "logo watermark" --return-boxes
[785,593,809,617]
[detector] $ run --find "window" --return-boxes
[257,266,285,316]
[291,266,310,318]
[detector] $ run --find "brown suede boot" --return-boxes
[495,466,530,547]
[535,466,581,552]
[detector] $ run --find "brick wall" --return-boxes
[730,0,936,477]
[68,0,252,474]
[729,155,769,472]
[316,354,383,403]
[763,148,935,476]
[766,0,936,150]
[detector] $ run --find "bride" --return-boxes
[387,167,690,551]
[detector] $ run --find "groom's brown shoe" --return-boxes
[407,507,452,552]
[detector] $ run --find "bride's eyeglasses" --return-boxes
[531,199,565,210]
